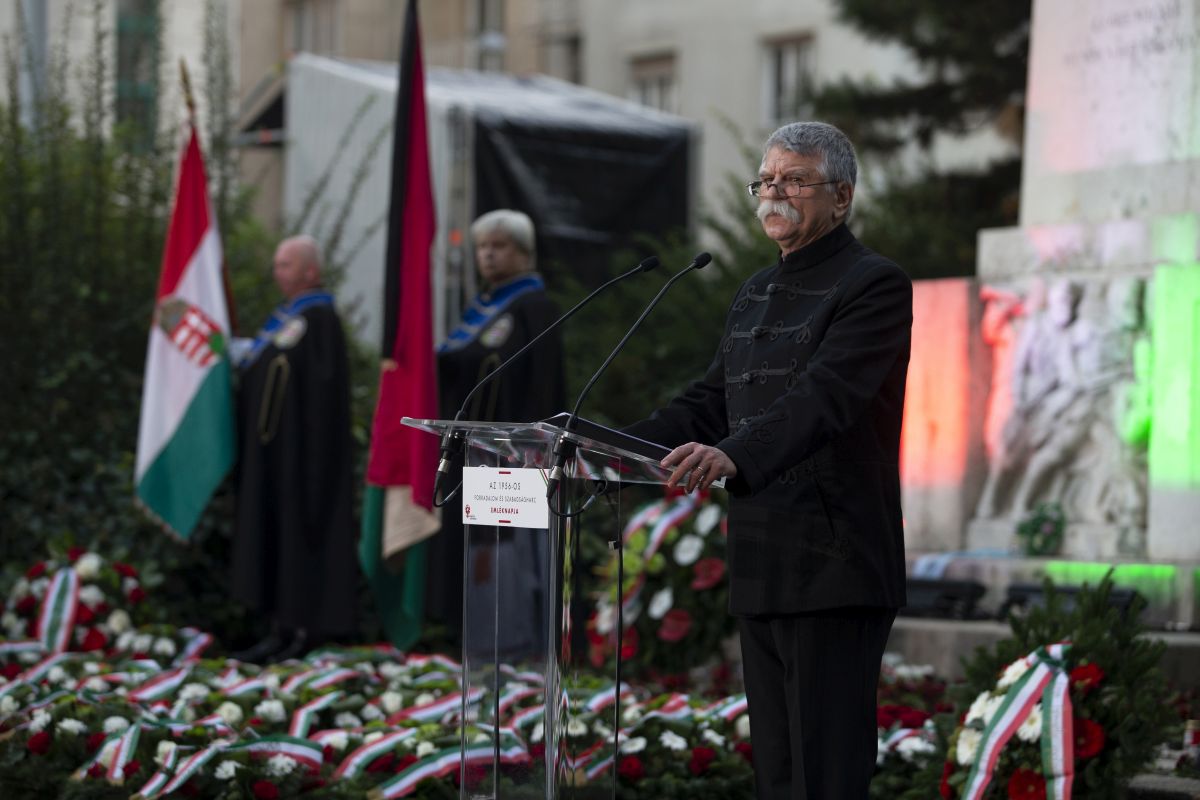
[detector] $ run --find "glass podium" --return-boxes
[401,417,683,799]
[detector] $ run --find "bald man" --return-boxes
[230,235,359,663]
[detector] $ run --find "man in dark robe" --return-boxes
[426,209,566,655]
[230,235,358,662]
[623,122,912,799]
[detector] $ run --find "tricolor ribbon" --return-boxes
[175,628,212,664]
[37,567,80,653]
[288,691,343,738]
[699,693,748,721]
[962,643,1075,800]
[104,722,141,784]
[369,734,527,800]
[332,729,418,778]
[155,739,229,797]
[131,740,180,799]
[128,666,191,703]
[224,734,325,770]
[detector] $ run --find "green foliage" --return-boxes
[812,0,1032,278]
[1016,501,1066,557]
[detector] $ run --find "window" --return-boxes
[115,0,159,147]
[285,0,340,56]
[764,36,815,124]
[629,54,677,114]
[476,0,506,71]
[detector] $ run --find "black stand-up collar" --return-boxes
[778,223,855,272]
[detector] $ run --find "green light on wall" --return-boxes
[1149,264,1200,487]
[1152,214,1199,264]
[1043,561,1177,607]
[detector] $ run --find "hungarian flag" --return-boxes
[134,126,235,539]
[359,0,441,649]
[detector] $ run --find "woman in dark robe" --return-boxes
[426,210,566,656]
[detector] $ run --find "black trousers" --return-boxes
[738,607,896,800]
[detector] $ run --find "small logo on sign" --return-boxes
[464,504,472,518]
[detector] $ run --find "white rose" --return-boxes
[361,704,384,721]
[153,638,176,657]
[416,741,436,758]
[896,735,937,762]
[254,699,286,723]
[672,534,704,566]
[735,714,751,740]
[266,754,296,776]
[57,718,87,735]
[363,731,386,745]
[659,730,688,751]
[78,585,105,607]
[325,731,349,752]
[567,718,588,737]
[75,554,103,580]
[215,760,240,780]
[0,696,19,715]
[955,728,982,766]
[648,587,674,620]
[104,716,130,733]
[217,702,243,727]
[381,691,404,715]
[619,736,646,754]
[179,683,209,703]
[413,692,436,707]
[694,504,722,536]
[334,712,362,729]
[1016,704,1043,743]
[531,722,544,743]
[106,610,132,635]
[996,658,1030,690]
[702,728,726,747]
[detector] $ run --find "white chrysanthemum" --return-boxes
[266,754,297,776]
[29,577,50,598]
[215,760,240,780]
[894,663,936,680]
[57,718,86,735]
[965,691,992,724]
[325,731,349,752]
[594,602,616,636]
[896,735,937,762]
[413,692,436,707]
[996,658,1030,690]
[334,712,362,729]
[647,587,674,620]
[672,534,704,566]
[153,638,176,657]
[133,634,153,653]
[29,710,52,733]
[619,736,646,754]
[735,714,751,740]
[361,704,384,721]
[694,504,722,536]
[103,716,130,734]
[217,702,243,727]
[75,554,103,580]
[416,741,436,758]
[78,584,105,607]
[155,740,177,767]
[1016,704,1043,743]
[955,729,982,766]
[254,699,286,723]
[621,705,643,725]
[531,722,544,743]
[378,662,404,680]
[567,718,588,737]
[380,691,404,716]
[363,731,386,745]
[179,683,209,703]
[659,730,688,751]
[105,610,132,635]
[0,695,19,715]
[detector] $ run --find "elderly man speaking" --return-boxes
[623,121,912,799]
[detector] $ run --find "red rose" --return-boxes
[939,760,955,799]
[247,717,263,727]
[124,760,141,777]
[1074,717,1106,759]
[76,603,96,625]
[113,562,138,578]
[529,742,546,761]
[689,745,717,776]
[87,762,106,778]
[15,596,37,615]
[26,562,47,579]
[86,732,107,752]
[2,663,22,680]
[1069,663,1105,694]
[691,557,726,590]
[252,780,280,799]
[453,763,486,789]
[394,753,419,772]
[27,731,52,755]
[366,753,395,773]
[322,744,334,762]
[620,626,638,660]
[80,627,108,652]
[617,755,644,782]
[128,586,147,604]
[67,546,86,563]
[658,608,693,642]
[734,741,753,763]
[1007,767,1046,800]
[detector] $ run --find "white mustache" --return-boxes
[756,200,801,224]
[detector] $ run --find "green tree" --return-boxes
[812,0,1031,279]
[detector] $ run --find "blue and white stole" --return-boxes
[438,274,544,353]
[240,290,334,367]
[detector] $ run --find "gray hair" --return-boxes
[279,234,323,271]
[471,209,536,265]
[763,122,858,212]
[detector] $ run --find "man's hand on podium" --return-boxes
[660,442,736,493]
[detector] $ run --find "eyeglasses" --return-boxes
[746,178,836,198]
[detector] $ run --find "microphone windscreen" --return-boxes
[692,252,713,269]
[639,255,661,272]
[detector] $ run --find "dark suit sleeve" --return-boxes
[717,260,912,494]
[621,342,728,449]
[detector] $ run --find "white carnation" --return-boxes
[416,740,436,758]
[217,702,243,727]
[254,699,286,723]
[619,736,646,754]
[955,728,982,766]
[672,534,704,566]
[594,602,616,636]
[1016,704,1043,743]
[57,718,87,735]
[378,662,404,680]
[115,631,136,652]
[647,587,674,620]
[659,730,688,751]
[896,735,937,762]
[622,705,643,725]
[996,658,1030,690]
[215,760,240,780]
[567,718,588,737]
[735,714,751,740]
[694,504,722,536]
[179,683,209,703]
[702,728,726,747]
[152,638,176,657]
[325,731,349,752]
[266,754,296,776]
[262,673,281,691]
[46,666,69,685]
[29,710,52,733]
[106,610,132,635]
[75,554,103,580]
[361,704,384,721]
[83,662,101,675]
[78,585,105,607]
[85,677,109,693]
[380,691,404,715]
[0,696,19,715]
[3,612,23,637]
[103,716,130,733]
[531,722,544,743]
[334,712,362,729]
[133,634,153,653]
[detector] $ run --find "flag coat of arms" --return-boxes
[135,127,235,539]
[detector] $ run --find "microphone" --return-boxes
[546,251,711,500]
[432,255,660,506]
